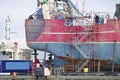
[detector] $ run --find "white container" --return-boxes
[44,68,50,76]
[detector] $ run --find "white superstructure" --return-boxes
[0,16,23,60]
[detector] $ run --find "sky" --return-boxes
[0,0,120,49]
[0,0,36,49]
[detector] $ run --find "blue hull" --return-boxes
[27,42,120,64]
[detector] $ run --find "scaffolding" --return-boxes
[63,10,102,72]
[73,25,93,72]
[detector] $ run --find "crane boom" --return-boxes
[67,0,83,17]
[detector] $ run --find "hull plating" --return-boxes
[27,42,120,63]
[25,19,120,64]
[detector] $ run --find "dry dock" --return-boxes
[1,75,120,80]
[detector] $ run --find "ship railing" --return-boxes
[79,31,90,42]
[73,46,91,72]
[73,27,91,58]
[86,18,93,26]
[73,43,91,58]
[79,24,92,42]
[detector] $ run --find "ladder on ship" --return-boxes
[73,26,92,72]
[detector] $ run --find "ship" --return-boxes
[25,0,120,72]
[0,16,23,60]
[0,16,33,75]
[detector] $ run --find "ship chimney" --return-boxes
[114,4,120,19]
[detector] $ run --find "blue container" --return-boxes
[1,60,32,73]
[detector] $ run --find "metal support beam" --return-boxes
[34,49,37,67]
[112,41,116,72]
[97,59,100,72]
[34,49,38,80]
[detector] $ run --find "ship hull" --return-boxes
[27,42,120,63]
[25,19,120,69]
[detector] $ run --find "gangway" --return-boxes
[77,58,91,72]
[73,26,92,72]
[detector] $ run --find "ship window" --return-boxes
[8,52,12,58]
[2,51,6,55]
[1,51,12,58]
[6,52,12,58]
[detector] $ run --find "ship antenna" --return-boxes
[5,16,11,41]
[5,16,11,48]
[37,0,40,7]
[82,0,86,14]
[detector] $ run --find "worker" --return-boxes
[94,14,99,24]
[11,72,16,80]
[114,4,120,20]
[99,15,104,24]
[114,10,120,19]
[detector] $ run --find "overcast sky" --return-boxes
[0,0,120,49]
[0,0,36,49]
